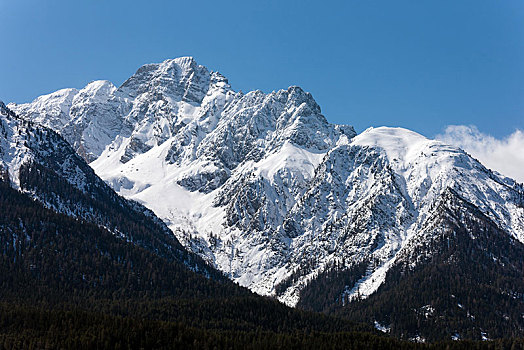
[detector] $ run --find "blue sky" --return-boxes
[1,0,523,139]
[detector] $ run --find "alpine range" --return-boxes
[3,57,524,344]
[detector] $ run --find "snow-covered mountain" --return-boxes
[9,57,524,339]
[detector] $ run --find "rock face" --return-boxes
[9,57,524,339]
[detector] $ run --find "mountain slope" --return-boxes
[0,178,239,301]
[0,100,219,278]
[300,188,524,340]
[279,127,524,303]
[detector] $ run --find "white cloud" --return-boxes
[436,125,524,183]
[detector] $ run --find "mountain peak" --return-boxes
[75,80,117,102]
[351,126,435,164]
[354,126,429,146]
[83,79,116,92]
[285,85,320,112]
[169,56,198,68]
[119,56,217,103]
